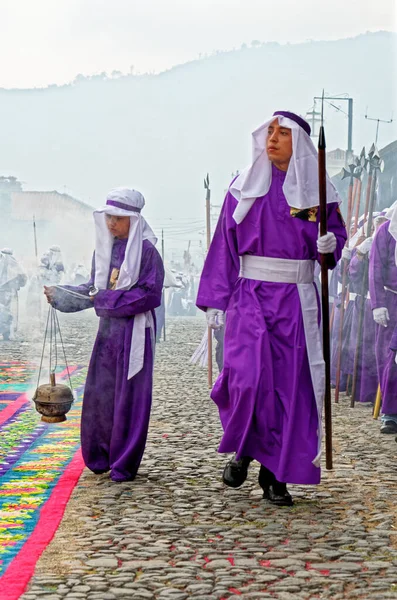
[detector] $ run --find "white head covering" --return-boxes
[231,113,340,224]
[93,188,158,381]
[93,187,157,291]
[0,250,25,287]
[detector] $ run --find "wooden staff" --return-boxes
[334,167,356,403]
[362,145,376,227]
[352,148,366,236]
[33,215,38,261]
[161,229,166,342]
[204,174,213,389]
[318,99,333,470]
[350,156,379,407]
[373,384,382,419]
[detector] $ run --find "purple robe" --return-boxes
[369,221,397,414]
[329,259,353,380]
[348,250,378,403]
[197,165,346,485]
[53,239,164,481]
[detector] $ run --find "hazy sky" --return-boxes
[1,0,396,88]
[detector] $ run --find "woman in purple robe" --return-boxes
[44,188,164,482]
[197,112,346,506]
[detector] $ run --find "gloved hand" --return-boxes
[206,308,225,330]
[341,247,352,261]
[395,352,397,365]
[373,307,390,327]
[317,231,337,254]
[357,237,373,255]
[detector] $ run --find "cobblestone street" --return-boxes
[7,315,397,599]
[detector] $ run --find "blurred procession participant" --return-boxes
[197,111,346,506]
[369,208,397,434]
[0,248,27,340]
[346,216,388,404]
[27,245,66,320]
[155,265,180,342]
[38,245,65,285]
[44,188,164,482]
[71,263,90,285]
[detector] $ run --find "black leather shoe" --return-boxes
[263,484,294,507]
[380,420,397,434]
[222,456,252,488]
[258,465,293,506]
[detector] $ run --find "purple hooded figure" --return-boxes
[369,212,397,434]
[197,111,346,506]
[44,188,164,482]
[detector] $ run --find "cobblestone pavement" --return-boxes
[8,315,397,599]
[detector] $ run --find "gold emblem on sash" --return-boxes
[290,206,318,222]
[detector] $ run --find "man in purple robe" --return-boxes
[44,188,164,482]
[197,112,346,506]
[369,214,397,433]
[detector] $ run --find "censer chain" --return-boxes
[36,307,51,392]
[53,309,74,393]
[36,306,74,395]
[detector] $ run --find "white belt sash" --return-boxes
[239,254,324,467]
[128,311,155,380]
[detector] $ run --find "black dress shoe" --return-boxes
[222,456,252,488]
[263,484,294,507]
[258,465,293,506]
[380,420,397,434]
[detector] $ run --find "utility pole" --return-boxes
[365,110,393,145]
[313,95,354,164]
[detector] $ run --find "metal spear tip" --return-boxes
[360,146,366,159]
[341,168,351,180]
[368,143,376,158]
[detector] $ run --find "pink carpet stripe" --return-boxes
[0,448,85,600]
[0,393,29,426]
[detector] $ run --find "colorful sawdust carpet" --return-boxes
[0,363,87,600]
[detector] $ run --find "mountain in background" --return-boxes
[0,31,396,238]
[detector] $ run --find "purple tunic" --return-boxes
[369,221,397,414]
[197,165,346,485]
[348,249,378,403]
[53,239,164,481]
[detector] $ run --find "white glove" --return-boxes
[356,237,373,255]
[373,307,390,327]
[206,308,225,330]
[317,231,337,254]
[341,247,352,261]
[395,352,397,365]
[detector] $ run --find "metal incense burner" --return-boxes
[33,306,74,423]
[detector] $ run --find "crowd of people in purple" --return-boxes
[330,208,397,434]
